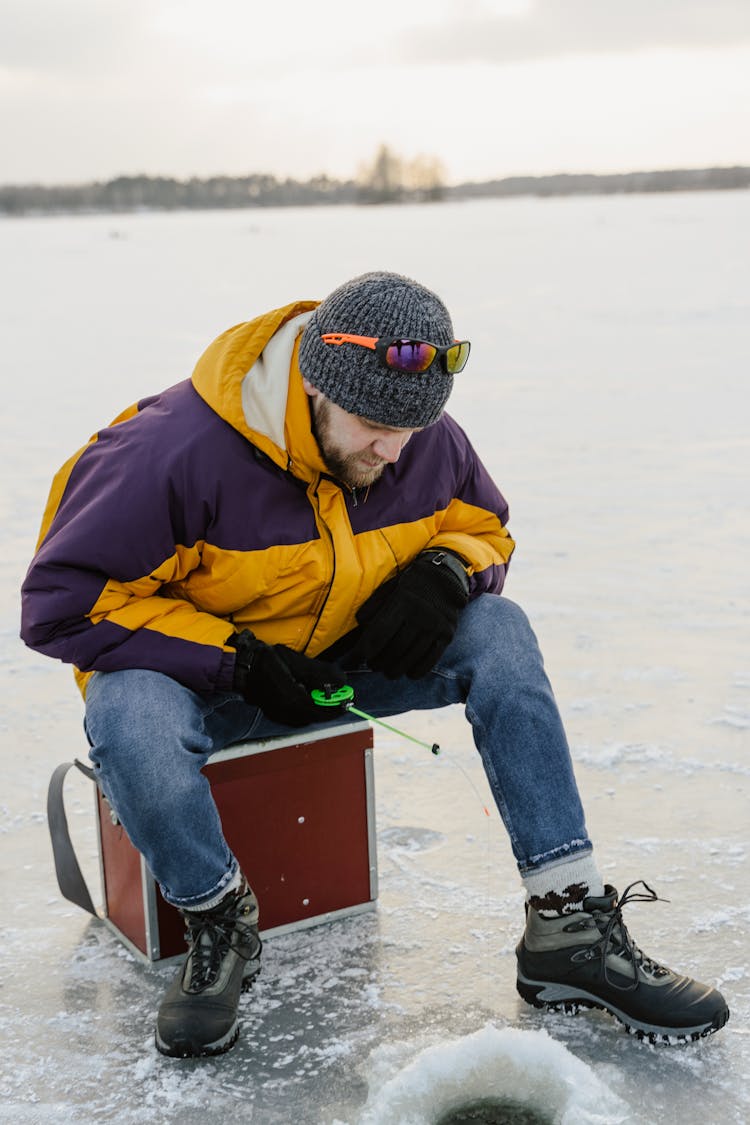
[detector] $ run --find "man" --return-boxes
[21,271,728,1058]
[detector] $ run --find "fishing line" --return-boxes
[312,685,495,994]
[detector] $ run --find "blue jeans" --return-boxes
[84,595,593,908]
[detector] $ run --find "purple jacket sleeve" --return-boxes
[20,404,236,694]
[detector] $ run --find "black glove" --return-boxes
[353,550,470,679]
[230,631,347,727]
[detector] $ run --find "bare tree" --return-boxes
[403,154,446,202]
[357,144,405,204]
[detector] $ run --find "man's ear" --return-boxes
[301,377,319,398]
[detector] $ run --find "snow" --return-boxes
[1,191,749,1123]
[351,1025,629,1125]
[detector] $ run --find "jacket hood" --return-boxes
[191,300,326,478]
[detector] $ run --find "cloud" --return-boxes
[0,0,153,75]
[405,0,750,63]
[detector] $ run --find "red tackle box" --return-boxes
[91,720,377,962]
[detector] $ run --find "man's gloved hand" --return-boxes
[230,631,347,726]
[353,550,471,680]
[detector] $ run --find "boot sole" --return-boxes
[516,971,730,1045]
[154,965,261,1059]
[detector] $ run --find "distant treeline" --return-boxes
[0,174,359,216]
[456,166,750,199]
[1,161,748,217]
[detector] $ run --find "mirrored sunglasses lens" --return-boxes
[385,340,436,372]
[446,341,470,373]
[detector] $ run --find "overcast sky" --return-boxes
[2,0,749,185]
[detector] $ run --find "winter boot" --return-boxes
[155,878,262,1058]
[516,881,729,1043]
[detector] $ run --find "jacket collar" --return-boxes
[191,301,326,481]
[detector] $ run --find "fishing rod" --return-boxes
[311,685,490,816]
[311,685,440,754]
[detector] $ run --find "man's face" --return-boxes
[305,382,419,490]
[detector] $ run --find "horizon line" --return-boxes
[3,161,750,191]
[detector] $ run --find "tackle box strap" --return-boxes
[47,760,98,917]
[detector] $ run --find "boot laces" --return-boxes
[183,893,257,992]
[594,880,670,992]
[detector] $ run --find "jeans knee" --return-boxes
[463,595,536,649]
[451,595,544,687]
[85,669,207,770]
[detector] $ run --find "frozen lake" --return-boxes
[1,190,748,1123]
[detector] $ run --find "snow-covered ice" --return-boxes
[1,191,748,1123]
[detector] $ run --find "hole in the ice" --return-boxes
[358,1026,629,1123]
[435,1099,552,1125]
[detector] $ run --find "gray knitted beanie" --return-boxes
[298,271,456,428]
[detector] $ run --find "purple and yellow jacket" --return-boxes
[20,302,515,697]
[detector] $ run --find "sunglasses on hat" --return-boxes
[321,332,471,375]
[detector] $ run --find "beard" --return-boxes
[309,397,388,490]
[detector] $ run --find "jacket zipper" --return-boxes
[301,478,337,654]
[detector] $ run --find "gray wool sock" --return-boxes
[523,853,605,917]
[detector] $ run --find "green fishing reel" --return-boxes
[310,685,355,708]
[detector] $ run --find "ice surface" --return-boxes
[1,191,748,1123]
